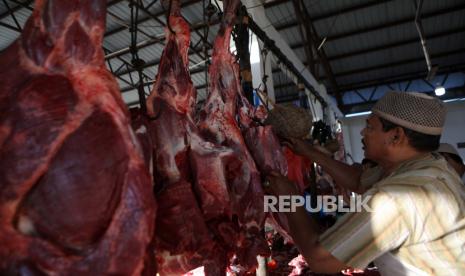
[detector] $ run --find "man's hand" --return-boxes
[263,171,300,196]
[263,173,350,275]
[283,138,315,160]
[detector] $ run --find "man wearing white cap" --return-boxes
[264,91,465,275]
[438,143,465,183]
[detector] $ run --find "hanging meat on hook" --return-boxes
[0,0,156,274]
[145,0,234,274]
[197,0,271,269]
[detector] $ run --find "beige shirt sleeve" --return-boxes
[319,189,409,269]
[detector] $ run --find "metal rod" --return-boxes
[441,73,450,86]
[0,21,20,32]
[104,35,164,60]
[404,80,412,91]
[8,0,33,11]
[414,0,432,73]
[2,0,23,31]
[0,0,33,20]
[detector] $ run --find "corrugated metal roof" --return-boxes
[265,1,295,27]
[265,0,465,110]
[1,0,464,111]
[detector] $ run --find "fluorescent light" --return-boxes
[345,111,372,118]
[434,86,446,96]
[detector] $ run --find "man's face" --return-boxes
[360,114,390,161]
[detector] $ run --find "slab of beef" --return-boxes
[244,125,288,175]
[145,1,232,274]
[242,124,294,242]
[240,97,314,244]
[0,0,156,275]
[284,147,313,193]
[197,0,270,269]
[130,108,154,173]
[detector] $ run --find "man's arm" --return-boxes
[265,172,409,273]
[265,172,350,274]
[285,199,350,273]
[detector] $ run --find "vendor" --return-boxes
[437,142,465,183]
[264,91,465,275]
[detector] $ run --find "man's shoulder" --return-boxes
[385,154,456,185]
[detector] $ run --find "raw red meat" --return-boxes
[243,125,299,244]
[145,1,233,274]
[284,147,313,193]
[0,0,156,274]
[244,125,288,175]
[146,0,277,273]
[130,108,154,171]
[197,0,270,268]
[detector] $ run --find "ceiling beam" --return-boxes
[7,0,33,11]
[0,0,128,33]
[103,45,153,89]
[296,0,342,105]
[289,27,465,61]
[117,61,207,91]
[121,81,152,93]
[329,27,465,61]
[340,86,465,114]
[328,3,465,42]
[109,17,220,77]
[274,2,465,43]
[121,75,208,93]
[116,57,160,77]
[0,0,33,20]
[335,63,465,92]
[104,0,202,38]
[292,0,316,77]
[0,20,20,32]
[104,0,212,65]
[263,0,289,9]
[274,0,392,31]
[112,0,211,77]
[105,0,217,67]
[274,81,297,90]
[104,35,164,60]
[276,93,300,103]
[332,48,465,78]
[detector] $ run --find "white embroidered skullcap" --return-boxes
[372,91,446,135]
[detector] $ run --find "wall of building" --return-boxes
[341,100,465,164]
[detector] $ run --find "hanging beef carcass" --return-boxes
[197,0,270,268]
[145,1,234,274]
[237,83,314,245]
[0,0,156,274]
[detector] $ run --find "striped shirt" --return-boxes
[319,153,465,275]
